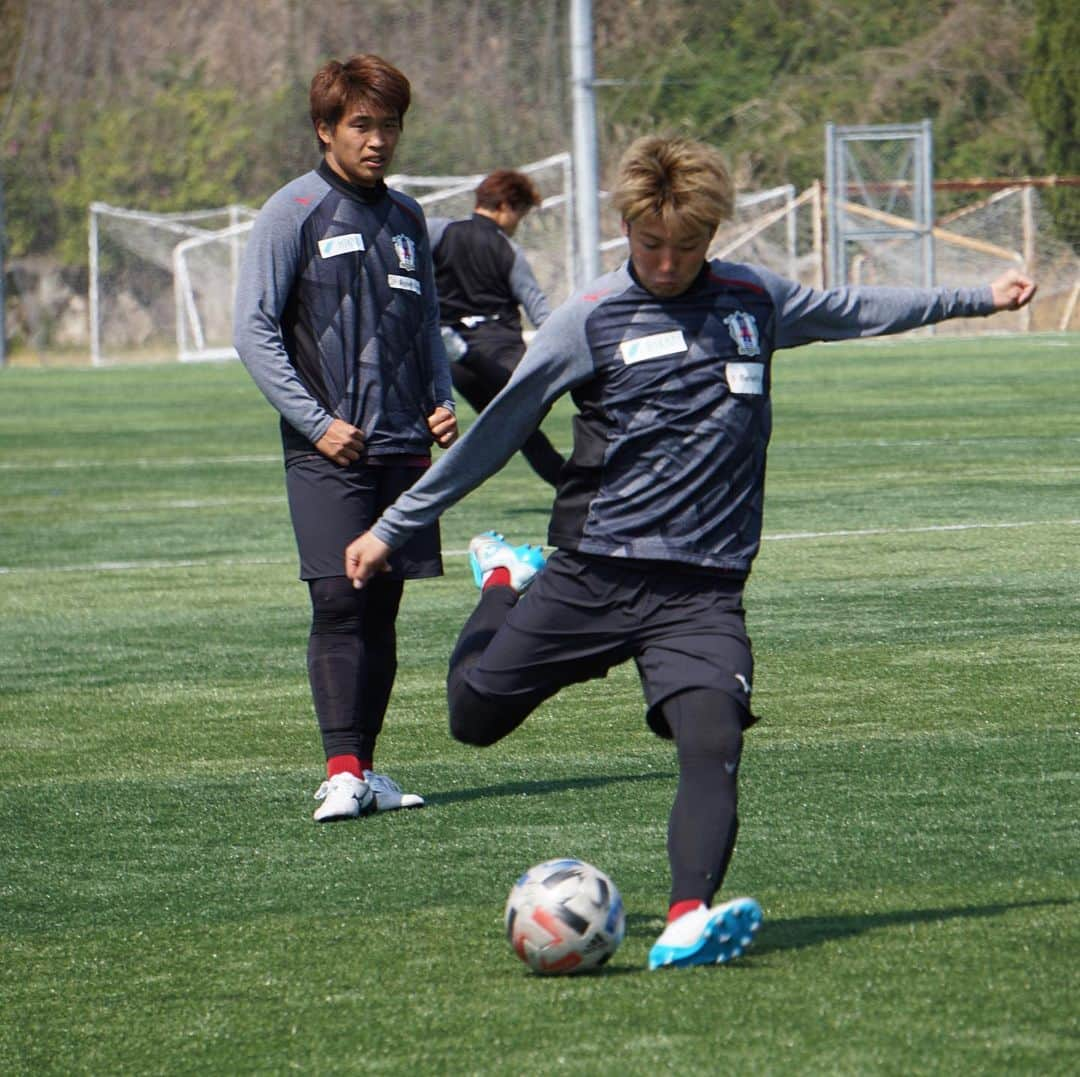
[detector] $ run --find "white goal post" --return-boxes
[88,162,1078,364]
[88,202,257,365]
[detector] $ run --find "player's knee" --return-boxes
[447,687,495,746]
[664,689,746,763]
[448,683,524,747]
[308,576,364,634]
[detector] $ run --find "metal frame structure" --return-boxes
[825,120,935,289]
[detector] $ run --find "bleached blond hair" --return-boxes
[612,136,735,233]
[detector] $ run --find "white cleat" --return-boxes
[312,772,374,822]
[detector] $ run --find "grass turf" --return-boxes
[1,335,1077,1075]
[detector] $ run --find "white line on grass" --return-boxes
[0,454,282,472]
[2,518,1077,576]
[764,518,1080,542]
[1,435,1077,472]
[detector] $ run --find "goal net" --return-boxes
[392,152,576,309]
[88,203,257,365]
[89,175,1077,366]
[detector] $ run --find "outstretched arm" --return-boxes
[342,295,598,586]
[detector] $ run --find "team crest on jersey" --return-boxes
[392,234,417,272]
[724,311,761,357]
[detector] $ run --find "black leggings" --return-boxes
[446,587,747,906]
[306,575,404,762]
[451,334,565,487]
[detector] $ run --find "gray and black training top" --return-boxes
[371,259,996,575]
[233,160,454,462]
[428,213,551,333]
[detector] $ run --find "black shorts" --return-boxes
[465,550,755,737]
[284,454,442,581]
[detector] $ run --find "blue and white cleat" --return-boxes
[468,531,546,593]
[647,897,763,970]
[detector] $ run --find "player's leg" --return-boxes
[355,574,405,759]
[307,573,386,767]
[663,687,746,907]
[447,532,550,746]
[446,582,536,746]
[305,574,379,820]
[449,355,497,415]
[448,543,629,748]
[463,332,565,487]
[491,336,565,486]
[630,575,763,967]
[648,687,762,969]
[286,456,433,820]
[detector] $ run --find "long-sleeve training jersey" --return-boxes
[428,214,551,333]
[234,160,454,461]
[371,259,997,575]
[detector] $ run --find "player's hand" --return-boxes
[989,269,1037,311]
[315,419,366,465]
[345,531,393,589]
[427,405,458,449]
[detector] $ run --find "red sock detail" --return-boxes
[483,567,512,590]
[326,754,362,779]
[667,899,706,924]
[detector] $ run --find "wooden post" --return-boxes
[1021,185,1036,332]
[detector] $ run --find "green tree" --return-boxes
[1026,0,1080,248]
[53,73,255,265]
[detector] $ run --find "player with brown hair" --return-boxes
[234,55,457,822]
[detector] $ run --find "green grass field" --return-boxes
[1,335,1077,1075]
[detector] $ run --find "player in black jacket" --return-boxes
[429,171,565,486]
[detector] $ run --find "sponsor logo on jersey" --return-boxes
[619,330,687,365]
[725,362,765,395]
[392,233,417,271]
[318,233,365,259]
[388,274,422,294]
[724,311,761,356]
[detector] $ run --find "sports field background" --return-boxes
[1,335,1077,1075]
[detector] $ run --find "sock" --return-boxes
[483,566,512,590]
[326,754,362,779]
[668,899,706,924]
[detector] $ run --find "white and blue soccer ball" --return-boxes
[504,858,626,974]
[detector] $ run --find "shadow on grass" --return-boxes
[748,896,1074,956]
[615,897,1073,963]
[424,770,677,806]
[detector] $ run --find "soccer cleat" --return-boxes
[647,897,763,970]
[468,530,546,593]
[362,770,425,812]
[312,772,374,822]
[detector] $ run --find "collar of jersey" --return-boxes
[626,258,712,299]
[317,159,388,204]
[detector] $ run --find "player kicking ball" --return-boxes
[344,136,1035,967]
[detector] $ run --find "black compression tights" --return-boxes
[306,575,404,762]
[663,689,747,907]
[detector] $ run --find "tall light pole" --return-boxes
[570,0,600,287]
[0,170,6,368]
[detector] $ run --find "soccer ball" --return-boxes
[504,858,625,975]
